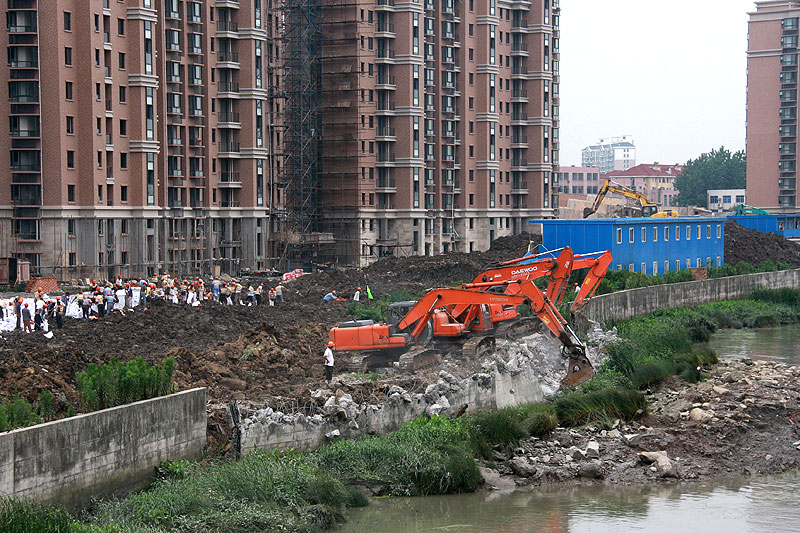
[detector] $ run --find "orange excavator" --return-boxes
[329,287,534,372]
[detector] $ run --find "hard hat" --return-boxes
[327,341,335,347]
[332,290,337,295]
[24,303,28,307]
[357,287,362,291]
[574,283,579,286]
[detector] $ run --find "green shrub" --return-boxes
[76,357,174,412]
[0,393,42,432]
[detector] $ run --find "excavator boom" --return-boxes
[571,250,613,313]
[584,179,673,218]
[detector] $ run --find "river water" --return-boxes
[341,326,800,532]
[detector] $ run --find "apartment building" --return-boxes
[581,135,635,174]
[320,0,561,264]
[0,0,281,279]
[746,1,800,208]
[555,165,601,196]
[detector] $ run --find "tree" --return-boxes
[673,147,746,207]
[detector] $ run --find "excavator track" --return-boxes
[460,335,496,360]
[350,351,402,373]
[497,317,541,341]
[397,347,443,372]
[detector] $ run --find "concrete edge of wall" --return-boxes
[0,387,207,508]
[581,269,800,325]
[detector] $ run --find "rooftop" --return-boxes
[604,163,685,179]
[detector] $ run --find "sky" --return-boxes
[558,0,757,166]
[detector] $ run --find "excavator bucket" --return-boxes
[560,349,595,388]
[582,207,593,218]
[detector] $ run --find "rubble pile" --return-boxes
[483,359,800,487]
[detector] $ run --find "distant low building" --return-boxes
[707,189,746,212]
[555,166,602,196]
[581,136,637,174]
[604,163,684,208]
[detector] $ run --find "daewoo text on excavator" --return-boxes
[584,179,678,219]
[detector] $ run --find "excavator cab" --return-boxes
[641,205,658,218]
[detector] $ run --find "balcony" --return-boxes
[217,81,239,94]
[9,58,37,68]
[219,172,242,187]
[188,47,203,55]
[511,89,528,101]
[376,126,396,140]
[217,20,239,33]
[511,158,528,169]
[511,66,528,76]
[376,101,396,113]
[216,0,240,8]
[218,142,241,153]
[511,43,529,55]
[220,200,241,208]
[7,22,36,33]
[376,152,396,163]
[218,112,240,126]
[168,136,183,146]
[511,112,528,123]
[217,52,240,67]
[375,49,396,61]
[10,127,39,138]
[376,23,395,37]
[512,19,528,29]
[376,75,396,89]
[511,181,529,194]
[11,163,40,172]
[376,177,396,192]
[511,135,528,147]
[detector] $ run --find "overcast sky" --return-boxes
[558,0,757,166]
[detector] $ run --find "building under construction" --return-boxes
[0,0,559,279]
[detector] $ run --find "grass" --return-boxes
[76,357,175,412]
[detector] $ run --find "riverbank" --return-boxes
[484,357,800,487]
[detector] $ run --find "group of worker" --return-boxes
[323,286,372,303]
[5,290,66,333]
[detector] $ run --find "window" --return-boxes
[68,219,75,235]
[118,18,125,36]
[653,227,658,242]
[686,258,691,268]
[664,260,669,273]
[120,119,127,136]
[686,225,691,240]
[676,259,681,271]
[616,228,622,244]
[628,264,634,272]
[652,262,658,275]
[676,225,680,240]
[641,262,647,274]
[629,227,634,243]
[717,256,721,267]
[67,150,75,169]
[63,11,71,31]
[696,225,701,240]
[706,225,711,239]
[664,226,669,241]
[64,47,72,66]
[717,224,721,239]
[67,185,75,202]
[121,186,128,202]
[65,81,73,100]
[119,86,127,103]
[641,227,646,242]
[696,258,702,268]
[66,116,74,134]
[120,153,127,169]
[119,52,126,69]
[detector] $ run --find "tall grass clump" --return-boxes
[0,390,59,432]
[554,388,647,427]
[0,497,84,533]
[76,356,174,412]
[313,416,481,496]
[87,449,359,532]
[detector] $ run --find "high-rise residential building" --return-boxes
[318,0,561,264]
[581,136,636,174]
[746,1,800,208]
[0,0,281,279]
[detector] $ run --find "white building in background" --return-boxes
[581,136,637,174]
[707,189,746,212]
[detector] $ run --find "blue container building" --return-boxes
[529,218,725,275]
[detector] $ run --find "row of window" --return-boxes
[617,257,722,275]
[708,195,745,204]
[615,224,721,245]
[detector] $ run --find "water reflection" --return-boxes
[341,474,800,532]
[709,326,800,365]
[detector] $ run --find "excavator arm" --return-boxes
[584,180,659,218]
[396,287,531,340]
[571,250,613,313]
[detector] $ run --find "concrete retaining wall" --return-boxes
[239,352,546,454]
[0,388,206,508]
[582,269,800,324]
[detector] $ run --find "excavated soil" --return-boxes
[725,220,800,267]
[0,234,538,413]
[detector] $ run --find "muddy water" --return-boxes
[342,327,800,532]
[709,325,800,365]
[342,474,800,532]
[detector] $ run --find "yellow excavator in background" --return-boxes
[583,179,679,219]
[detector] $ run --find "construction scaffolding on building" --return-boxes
[277,0,334,267]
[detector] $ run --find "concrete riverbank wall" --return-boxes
[0,388,206,508]
[582,269,800,324]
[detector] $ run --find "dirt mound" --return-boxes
[724,220,800,267]
[0,232,540,412]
